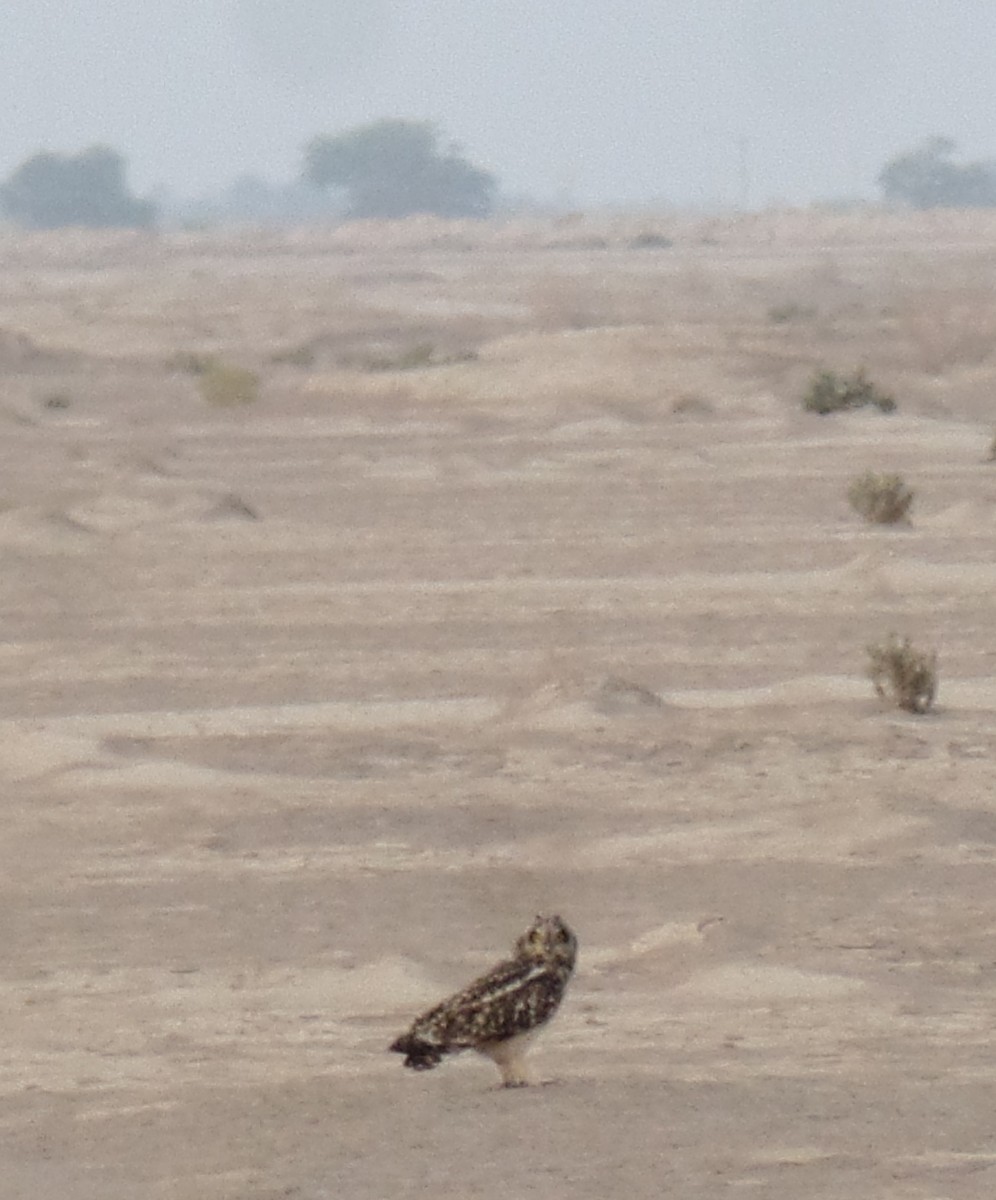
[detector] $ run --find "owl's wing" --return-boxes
[414,960,565,1049]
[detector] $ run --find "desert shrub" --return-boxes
[803,368,895,415]
[270,341,317,367]
[197,361,259,408]
[628,231,673,250]
[360,342,477,372]
[767,301,816,324]
[169,351,216,376]
[671,393,713,416]
[866,634,937,714]
[987,431,996,462]
[847,472,914,524]
[41,392,71,410]
[364,341,436,372]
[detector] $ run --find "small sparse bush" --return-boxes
[364,341,436,372]
[867,634,938,714]
[169,351,216,376]
[767,301,816,324]
[270,341,317,368]
[802,368,895,415]
[986,431,996,462]
[847,471,914,524]
[197,361,260,408]
[41,392,70,410]
[671,393,713,416]
[359,342,476,372]
[628,232,673,250]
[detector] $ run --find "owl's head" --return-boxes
[515,914,578,970]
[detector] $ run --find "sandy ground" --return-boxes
[2,215,996,1198]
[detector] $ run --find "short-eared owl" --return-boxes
[389,914,577,1087]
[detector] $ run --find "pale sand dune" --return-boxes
[676,963,868,1001]
[0,506,97,550]
[3,217,996,1199]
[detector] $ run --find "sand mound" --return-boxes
[920,499,996,532]
[62,487,260,533]
[501,669,666,728]
[591,675,664,715]
[0,506,95,552]
[677,963,867,1002]
[0,327,53,368]
[200,492,259,521]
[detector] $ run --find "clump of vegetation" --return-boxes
[41,391,71,410]
[847,471,915,525]
[196,361,260,408]
[628,231,673,250]
[169,351,217,376]
[270,340,317,368]
[364,341,436,372]
[360,342,477,372]
[671,392,713,416]
[767,301,816,324]
[867,634,938,714]
[802,368,895,415]
[986,431,996,462]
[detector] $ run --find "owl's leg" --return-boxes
[480,1031,536,1087]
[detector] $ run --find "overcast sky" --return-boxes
[2,1,995,208]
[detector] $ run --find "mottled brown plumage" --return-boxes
[389,914,577,1086]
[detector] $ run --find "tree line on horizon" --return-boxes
[1,126,995,230]
[0,120,496,231]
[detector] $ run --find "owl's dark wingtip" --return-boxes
[389,1032,443,1070]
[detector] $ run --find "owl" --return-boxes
[389,914,578,1087]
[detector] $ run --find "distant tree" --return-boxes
[878,136,996,209]
[303,119,496,219]
[0,146,156,229]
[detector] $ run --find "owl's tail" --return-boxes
[389,1031,444,1071]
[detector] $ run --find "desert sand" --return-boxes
[1,210,996,1198]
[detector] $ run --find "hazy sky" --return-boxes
[2,1,995,208]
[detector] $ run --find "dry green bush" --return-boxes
[169,350,216,376]
[671,392,714,416]
[767,301,816,324]
[358,341,478,372]
[627,231,674,250]
[847,471,914,524]
[987,431,996,461]
[364,341,436,371]
[196,361,260,408]
[867,634,938,714]
[270,340,317,368]
[802,368,895,414]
